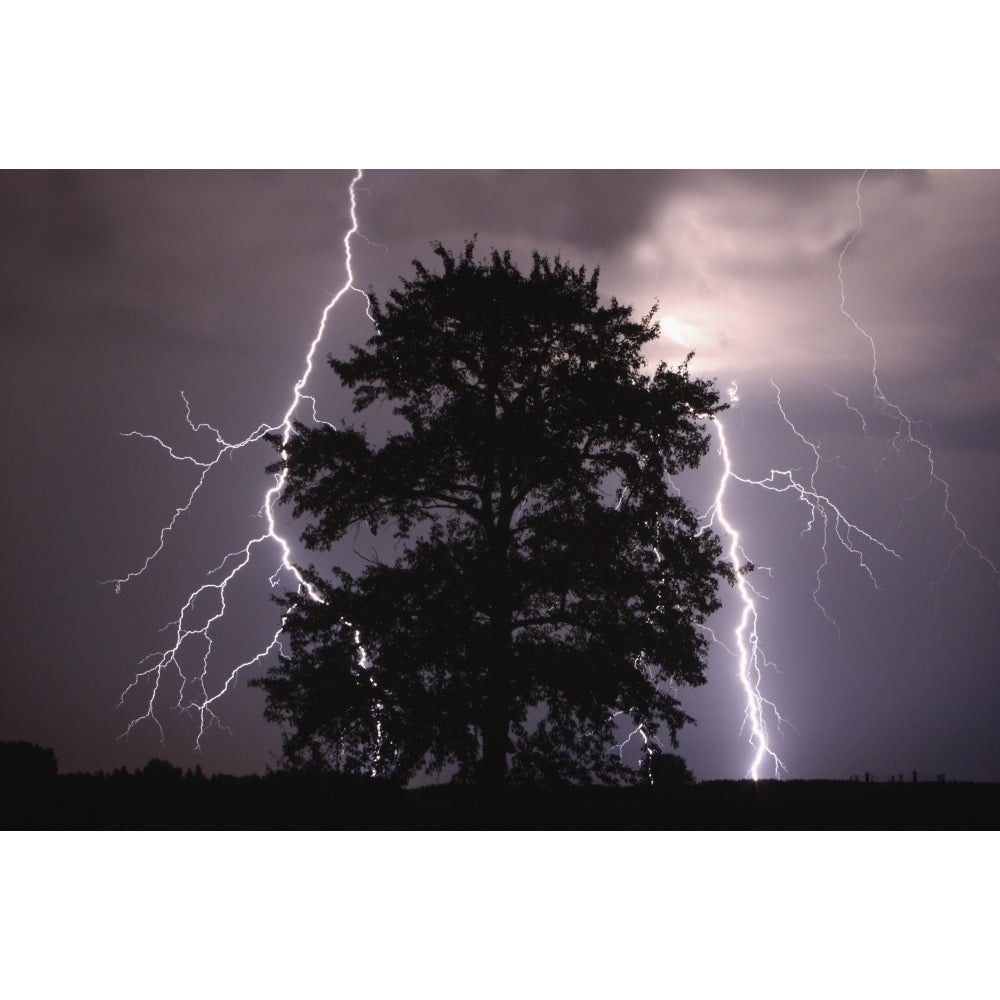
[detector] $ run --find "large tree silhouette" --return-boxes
[253,241,733,788]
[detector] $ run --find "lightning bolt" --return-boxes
[700,378,910,779]
[837,170,1000,586]
[701,376,906,779]
[702,169,1000,780]
[699,388,787,780]
[109,168,374,751]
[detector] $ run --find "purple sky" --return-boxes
[3,169,1000,781]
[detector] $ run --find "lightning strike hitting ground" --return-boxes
[701,170,1000,780]
[699,380,905,777]
[109,169,373,750]
[700,375,906,779]
[699,389,787,780]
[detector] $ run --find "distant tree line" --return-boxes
[3,742,996,830]
[0,741,57,782]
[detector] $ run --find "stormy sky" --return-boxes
[3,168,999,782]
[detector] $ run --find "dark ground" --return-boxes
[6,771,999,830]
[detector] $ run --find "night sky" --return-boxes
[4,169,1000,782]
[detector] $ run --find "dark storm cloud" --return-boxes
[358,170,878,289]
[1,171,359,353]
[618,171,1000,425]
[361,170,682,257]
[847,173,1000,392]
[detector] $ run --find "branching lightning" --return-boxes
[699,381,902,779]
[699,402,786,780]
[836,171,1000,587]
[700,169,1000,779]
[109,169,374,751]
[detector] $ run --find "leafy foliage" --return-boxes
[252,241,732,786]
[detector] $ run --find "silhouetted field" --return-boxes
[5,772,1000,830]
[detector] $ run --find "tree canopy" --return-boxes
[252,241,732,787]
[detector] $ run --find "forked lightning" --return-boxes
[109,169,372,747]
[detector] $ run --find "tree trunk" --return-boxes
[480,592,512,790]
[481,707,509,790]
[480,522,512,791]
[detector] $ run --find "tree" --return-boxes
[0,741,58,782]
[140,758,184,783]
[642,747,696,788]
[252,241,732,788]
